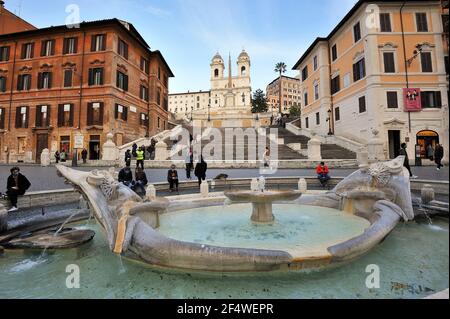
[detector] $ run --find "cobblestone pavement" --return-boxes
[0,165,448,192]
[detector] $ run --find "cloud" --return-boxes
[144,4,171,17]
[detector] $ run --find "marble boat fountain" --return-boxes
[55,156,414,272]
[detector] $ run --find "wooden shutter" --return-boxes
[58,104,63,127]
[21,44,26,59]
[87,103,93,126]
[124,43,128,59]
[15,107,20,128]
[99,69,104,85]
[124,74,128,91]
[99,102,104,124]
[46,105,51,126]
[48,72,52,88]
[63,38,68,54]
[37,73,43,89]
[383,53,395,73]
[123,106,128,121]
[69,104,74,126]
[73,37,78,54]
[102,34,107,51]
[91,35,96,52]
[114,104,119,119]
[0,108,4,129]
[436,91,442,108]
[35,105,42,127]
[17,74,23,91]
[40,41,46,56]
[30,43,34,58]
[50,40,55,55]
[88,69,94,86]
[24,106,29,128]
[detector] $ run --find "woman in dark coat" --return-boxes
[194,156,208,186]
[435,144,444,170]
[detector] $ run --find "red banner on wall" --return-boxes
[403,88,422,112]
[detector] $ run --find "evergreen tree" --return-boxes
[251,89,268,113]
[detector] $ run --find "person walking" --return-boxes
[167,164,179,193]
[136,147,145,170]
[81,148,88,164]
[3,167,31,212]
[185,149,193,179]
[132,143,138,158]
[399,143,417,179]
[435,144,444,171]
[194,156,208,187]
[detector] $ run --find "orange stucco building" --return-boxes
[0,4,173,163]
[293,0,449,163]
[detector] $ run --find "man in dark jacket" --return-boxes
[4,167,31,212]
[81,149,88,164]
[118,161,133,187]
[399,143,417,179]
[167,165,179,192]
[194,156,208,186]
[434,144,444,170]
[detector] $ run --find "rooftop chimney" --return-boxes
[0,1,4,8]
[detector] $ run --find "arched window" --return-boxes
[214,69,219,77]
[241,66,246,76]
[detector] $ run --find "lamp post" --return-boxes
[327,109,333,136]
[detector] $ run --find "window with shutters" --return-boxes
[88,68,104,86]
[87,102,103,125]
[118,39,128,59]
[140,113,149,127]
[140,57,149,74]
[58,104,73,127]
[305,117,309,129]
[331,75,340,94]
[140,85,149,101]
[353,22,361,43]
[416,13,428,32]
[21,43,34,59]
[335,107,340,122]
[41,40,55,57]
[383,52,396,73]
[91,34,106,52]
[313,56,318,71]
[0,76,6,92]
[358,96,366,113]
[314,83,319,100]
[35,105,50,127]
[157,87,161,105]
[15,106,29,128]
[353,58,366,82]
[116,71,128,91]
[420,52,433,72]
[331,44,338,61]
[0,107,5,129]
[63,37,77,55]
[421,91,442,108]
[380,13,392,32]
[301,66,308,81]
[64,69,73,88]
[0,46,10,62]
[115,104,128,121]
[316,112,320,125]
[38,72,52,89]
[17,74,32,91]
[386,92,398,109]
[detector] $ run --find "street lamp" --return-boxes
[327,109,333,136]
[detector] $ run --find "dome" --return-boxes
[238,50,249,61]
[212,52,223,64]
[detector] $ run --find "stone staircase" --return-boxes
[270,126,357,160]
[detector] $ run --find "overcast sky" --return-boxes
[5,0,358,93]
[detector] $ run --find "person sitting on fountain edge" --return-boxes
[2,167,31,212]
[118,160,133,187]
[167,164,179,193]
[316,162,331,188]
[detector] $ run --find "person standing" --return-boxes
[4,167,31,212]
[194,156,208,186]
[54,151,60,164]
[60,150,67,163]
[167,165,179,193]
[263,147,271,168]
[124,150,132,163]
[399,143,418,179]
[435,144,444,170]
[132,143,138,158]
[136,147,145,170]
[81,149,88,164]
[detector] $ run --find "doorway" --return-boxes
[416,130,439,159]
[388,130,401,159]
[36,134,49,164]
[89,135,101,160]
